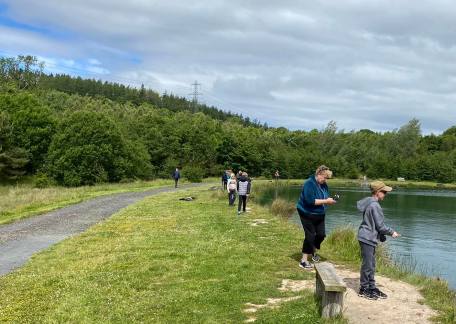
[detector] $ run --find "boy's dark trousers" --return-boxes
[228,189,236,205]
[238,195,247,212]
[174,179,178,188]
[359,241,376,290]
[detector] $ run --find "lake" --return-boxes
[259,184,456,290]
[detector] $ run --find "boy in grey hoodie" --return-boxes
[357,181,400,300]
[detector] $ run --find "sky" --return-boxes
[1,0,456,134]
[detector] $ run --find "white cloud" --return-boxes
[2,0,456,133]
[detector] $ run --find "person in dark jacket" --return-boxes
[172,167,181,188]
[222,171,228,190]
[236,170,242,181]
[237,172,251,215]
[296,165,337,269]
[357,181,400,300]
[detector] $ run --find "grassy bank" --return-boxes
[0,179,191,225]
[0,186,341,323]
[321,227,455,323]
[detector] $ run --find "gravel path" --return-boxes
[0,183,208,276]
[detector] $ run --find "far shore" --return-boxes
[253,177,456,191]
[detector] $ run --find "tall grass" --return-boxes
[270,198,296,218]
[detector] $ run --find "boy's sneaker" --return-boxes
[372,288,387,299]
[299,261,313,269]
[358,287,378,300]
[237,211,241,215]
[311,254,321,263]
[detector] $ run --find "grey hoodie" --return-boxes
[357,197,394,246]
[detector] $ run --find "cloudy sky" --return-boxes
[1,0,456,134]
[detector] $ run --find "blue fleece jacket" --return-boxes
[296,175,329,215]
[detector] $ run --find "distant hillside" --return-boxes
[39,74,267,128]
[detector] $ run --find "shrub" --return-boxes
[184,164,204,183]
[33,172,56,188]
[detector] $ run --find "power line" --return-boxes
[188,80,201,112]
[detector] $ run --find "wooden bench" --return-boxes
[314,262,346,318]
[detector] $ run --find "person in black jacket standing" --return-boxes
[172,167,181,188]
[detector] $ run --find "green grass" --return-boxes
[0,179,187,225]
[321,227,456,323]
[0,187,343,323]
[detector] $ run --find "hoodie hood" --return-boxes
[357,197,376,213]
[239,175,248,182]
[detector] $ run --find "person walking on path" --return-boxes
[237,172,251,215]
[357,181,400,300]
[172,167,181,188]
[222,171,228,190]
[296,165,337,269]
[227,173,237,206]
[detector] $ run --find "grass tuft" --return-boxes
[271,198,296,218]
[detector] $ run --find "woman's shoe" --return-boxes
[299,261,313,269]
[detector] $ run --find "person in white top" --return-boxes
[227,173,237,206]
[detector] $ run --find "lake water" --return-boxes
[259,185,456,290]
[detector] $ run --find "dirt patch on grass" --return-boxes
[250,219,268,226]
[278,278,314,292]
[243,296,303,322]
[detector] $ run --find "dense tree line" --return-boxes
[39,74,266,128]
[1,55,455,186]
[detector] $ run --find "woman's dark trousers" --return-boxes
[238,195,247,212]
[228,189,236,205]
[298,210,326,254]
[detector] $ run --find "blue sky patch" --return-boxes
[0,3,74,40]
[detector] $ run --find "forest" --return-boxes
[1,55,455,186]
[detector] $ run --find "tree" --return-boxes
[0,55,44,90]
[46,110,151,186]
[0,92,56,172]
[0,111,28,180]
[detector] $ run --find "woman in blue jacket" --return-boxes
[296,165,337,269]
